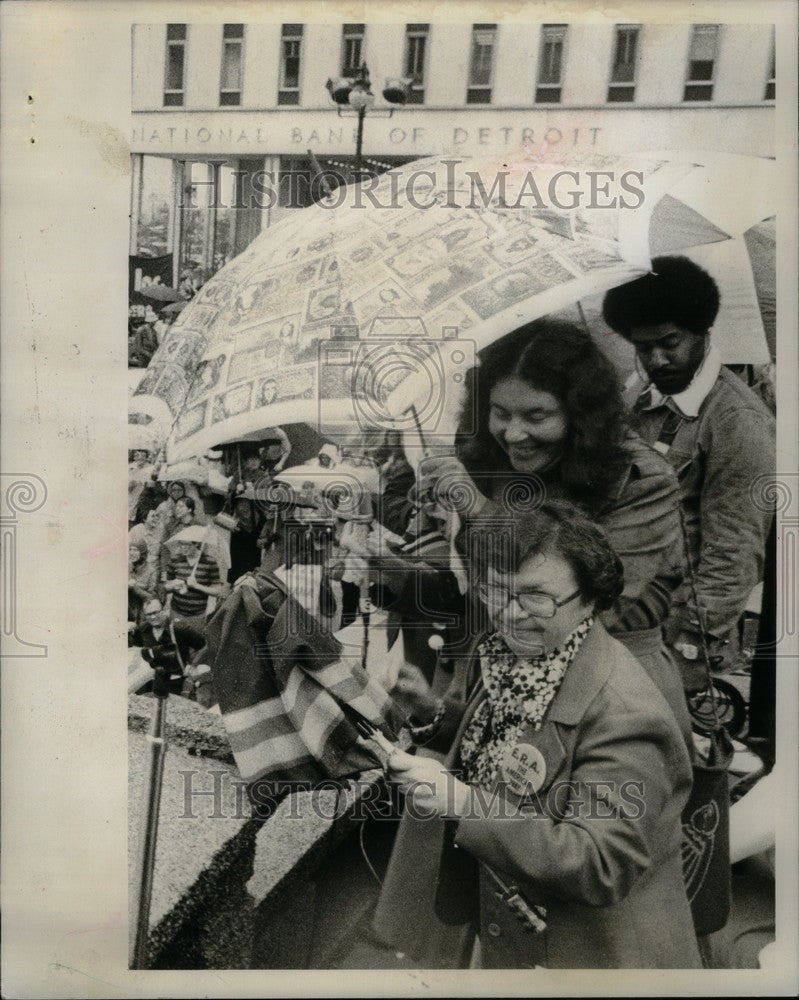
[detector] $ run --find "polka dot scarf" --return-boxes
[459,616,594,789]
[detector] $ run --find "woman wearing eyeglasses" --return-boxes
[373,502,701,970]
[405,317,691,743]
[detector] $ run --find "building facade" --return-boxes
[130,21,776,284]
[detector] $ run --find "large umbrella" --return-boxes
[137,150,705,463]
[137,284,182,303]
[164,524,218,548]
[161,299,188,316]
[645,150,775,364]
[164,523,226,573]
[132,149,775,461]
[561,151,777,377]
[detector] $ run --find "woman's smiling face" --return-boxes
[488,377,567,474]
[486,549,591,657]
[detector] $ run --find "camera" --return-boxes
[141,643,183,675]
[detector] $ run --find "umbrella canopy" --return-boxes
[538,151,777,374]
[139,150,704,464]
[274,460,381,519]
[137,284,181,303]
[131,149,775,462]
[161,299,188,315]
[743,216,775,360]
[645,150,776,364]
[165,525,213,547]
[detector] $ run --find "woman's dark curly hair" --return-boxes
[456,318,629,510]
[475,499,625,613]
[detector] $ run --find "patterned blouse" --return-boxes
[459,616,594,789]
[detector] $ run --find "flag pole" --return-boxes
[130,664,171,968]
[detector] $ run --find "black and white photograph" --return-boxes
[1,1,797,996]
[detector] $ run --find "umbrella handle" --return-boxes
[191,524,218,574]
[407,403,431,459]
[576,301,591,336]
[236,445,243,487]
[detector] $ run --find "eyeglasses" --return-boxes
[476,580,582,618]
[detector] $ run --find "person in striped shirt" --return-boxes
[164,540,223,630]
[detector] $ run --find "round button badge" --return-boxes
[500,742,547,797]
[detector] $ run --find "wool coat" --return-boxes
[373,620,702,969]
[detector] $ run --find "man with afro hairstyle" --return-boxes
[602,256,775,692]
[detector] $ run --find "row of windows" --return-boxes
[163,22,777,108]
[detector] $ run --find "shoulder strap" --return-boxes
[677,506,719,726]
[168,618,186,674]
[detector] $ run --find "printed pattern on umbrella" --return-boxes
[131,151,775,461]
[204,575,405,797]
[141,151,700,464]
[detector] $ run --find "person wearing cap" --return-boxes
[601,256,775,691]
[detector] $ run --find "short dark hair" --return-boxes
[601,255,720,338]
[472,500,624,612]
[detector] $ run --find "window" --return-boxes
[220,24,244,106]
[279,24,303,105]
[404,24,429,104]
[467,24,496,104]
[178,161,243,279]
[164,24,186,107]
[342,24,364,76]
[608,24,639,102]
[764,29,775,100]
[133,155,173,257]
[684,24,718,101]
[536,24,566,103]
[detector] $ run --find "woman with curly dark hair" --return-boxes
[407,317,691,741]
[456,319,630,508]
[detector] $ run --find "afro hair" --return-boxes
[602,255,720,338]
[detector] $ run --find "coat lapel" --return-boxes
[546,620,615,726]
[445,622,615,798]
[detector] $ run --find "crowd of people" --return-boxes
[128,255,777,969]
[128,268,205,368]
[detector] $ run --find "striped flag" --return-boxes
[203,572,404,810]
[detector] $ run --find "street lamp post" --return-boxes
[346,65,374,178]
[326,63,411,183]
